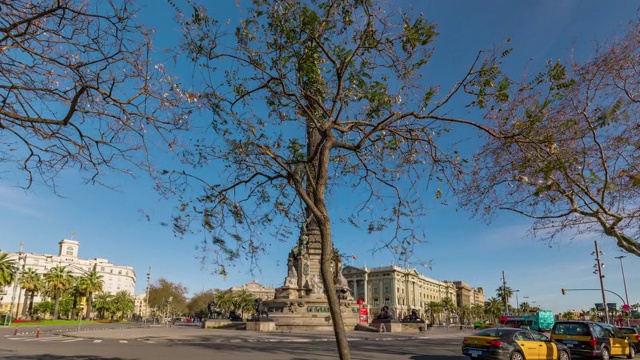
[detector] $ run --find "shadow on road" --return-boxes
[172,336,468,360]
[0,355,130,360]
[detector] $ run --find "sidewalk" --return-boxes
[54,325,473,343]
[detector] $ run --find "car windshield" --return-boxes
[620,328,637,334]
[476,328,516,337]
[553,323,589,336]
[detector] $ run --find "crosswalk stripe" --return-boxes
[119,340,128,343]
[93,340,102,343]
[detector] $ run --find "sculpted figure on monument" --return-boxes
[375,305,393,320]
[311,274,324,294]
[284,256,298,287]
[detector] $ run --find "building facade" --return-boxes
[342,265,465,322]
[230,280,275,300]
[0,239,136,315]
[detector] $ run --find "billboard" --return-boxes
[595,303,605,311]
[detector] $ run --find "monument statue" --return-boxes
[253,298,269,320]
[375,305,393,320]
[402,309,423,322]
[311,274,324,295]
[264,215,360,330]
[284,255,298,287]
[207,300,226,319]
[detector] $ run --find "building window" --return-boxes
[373,287,378,294]
[384,297,391,305]
[66,246,74,255]
[101,267,105,272]
[119,270,122,275]
[110,269,113,273]
[384,287,389,293]
[373,297,379,305]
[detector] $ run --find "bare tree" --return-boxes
[0,0,188,189]
[162,1,497,358]
[458,19,640,255]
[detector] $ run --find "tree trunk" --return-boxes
[53,290,61,319]
[71,295,78,320]
[317,218,350,360]
[85,292,93,320]
[21,290,30,318]
[28,292,35,318]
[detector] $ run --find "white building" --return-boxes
[1,239,136,313]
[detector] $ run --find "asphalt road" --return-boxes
[0,327,468,360]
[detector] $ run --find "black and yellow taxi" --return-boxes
[619,327,640,351]
[462,327,571,360]
[550,321,635,360]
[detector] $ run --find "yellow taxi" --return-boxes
[550,321,635,360]
[619,327,640,351]
[462,327,571,360]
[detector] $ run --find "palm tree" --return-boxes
[495,286,513,313]
[519,301,531,313]
[68,275,85,320]
[441,297,456,325]
[562,311,576,320]
[484,297,503,322]
[80,269,104,320]
[93,292,114,320]
[44,266,72,319]
[427,301,444,326]
[18,268,41,318]
[232,290,255,318]
[213,290,235,313]
[471,304,485,321]
[113,291,134,320]
[0,251,17,287]
[458,304,471,325]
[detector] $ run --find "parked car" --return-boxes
[462,327,571,360]
[550,321,635,360]
[619,327,640,352]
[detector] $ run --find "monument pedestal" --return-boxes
[399,321,427,333]
[203,319,246,330]
[370,319,402,332]
[246,320,277,332]
[265,297,359,332]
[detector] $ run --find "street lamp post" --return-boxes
[594,240,610,324]
[514,290,520,314]
[615,255,630,326]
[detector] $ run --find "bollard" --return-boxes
[36,328,40,338]
[14,327,18,335]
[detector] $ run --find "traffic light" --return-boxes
[561,288,566,295]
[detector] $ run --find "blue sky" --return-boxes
[1,1,639,314]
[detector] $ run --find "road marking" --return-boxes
[61,338,84,342]
[119,340,128,343]
[93,340,102,343]
[24,336,62,341]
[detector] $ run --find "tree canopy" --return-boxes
[164,1,499,358]
[458,19,640,255]
[0,0,186,189]
[148,278,188,315]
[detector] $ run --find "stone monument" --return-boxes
[263,221,360,331]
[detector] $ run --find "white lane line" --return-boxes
[119,340,128,343]
[23,336,62,342]
[60,338,84,342]
[93,340,103,343]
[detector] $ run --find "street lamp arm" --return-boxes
[563,288,626,304]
